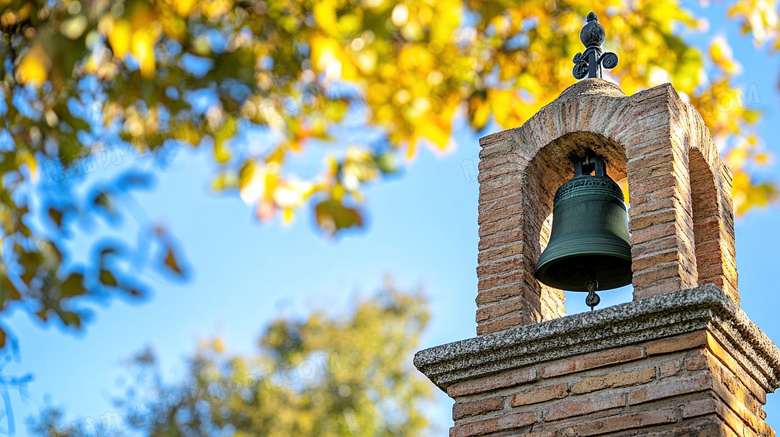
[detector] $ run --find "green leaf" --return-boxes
[99,269,119,287]
[373,152,399,174]
[59,311,82,328]
[92,191,114,216]
[48,207,64,228]
[238,160,256,190]
[61,272,86,297]
[314,199,364,235]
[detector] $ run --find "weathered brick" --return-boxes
[478,192,523,216]
[682,398,720,419]
[480,182,521,203]
[478,230,522,252]
[710,368,771,434]
[659,360,682,378]
[646,331,708,356]
[448,367,538,397]
[479,172,522,194]
[450,411,537,437]
[685,354,711,371]
[628,196,680,216]
[630,235,679,258]
[628,373,711,405]
[706,333,766,403]
[642,417,728,437]
[694,395,759,437]
[478,215,523,238]
[629,208,677,232]
[632,262,683,286]
[633,277,686,299]
[477,270,523,291]
[541,346,643,378]
[476,296,528,323]
[511,382,568,406]
[477,202,523,226]
[630,222,678,246]
[477,314,532,334]
[478,130,512,148]
[570,367,655,394]
[477,163,519,184]
[574,408,678,436]
[524,431,556,437]
[545,393,625,421]
[453,396,504,421]
[476,256,524,277]
[629,174,678,197]
[631,248,680,272]
[476,284,523,305]
[478,242,527,265]
[478,153,523,171]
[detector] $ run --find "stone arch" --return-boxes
[475,79,738,336]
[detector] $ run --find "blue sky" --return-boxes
[5,2,780,436]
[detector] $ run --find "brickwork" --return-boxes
[476,79,738,334]
[447,330,771,437]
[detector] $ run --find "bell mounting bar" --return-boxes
[573,153,606,177]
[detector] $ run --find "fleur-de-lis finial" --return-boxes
[572,12,618,79]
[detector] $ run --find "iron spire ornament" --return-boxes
[572,12,619,79]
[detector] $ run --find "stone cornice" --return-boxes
[414,285,780,393]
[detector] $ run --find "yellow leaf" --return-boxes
[314,1,338,34]
[132,27,157,78]
[173,0,197,16]
[413,121,450,152]
[310,34,357,80]
[709,37,741,74]
[282,207,294,225]
[310,34,339,74]
[755,152,771,165]
[108,19,132,58]
[16,44,50,86]
[213,337,225,353]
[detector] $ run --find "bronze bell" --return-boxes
[534,153,632,309]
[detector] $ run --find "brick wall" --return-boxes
[419,79,765,435]
[476,79,738,335]
[448,330,771,436]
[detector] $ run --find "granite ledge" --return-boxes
[414,285,780,393]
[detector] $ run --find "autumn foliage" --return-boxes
[0,0,777,348]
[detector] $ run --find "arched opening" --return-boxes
[689,148,738,302]
[528,131,631,318]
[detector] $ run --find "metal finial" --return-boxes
[572,12,618,79]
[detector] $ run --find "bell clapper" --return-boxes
[585,278,600,310]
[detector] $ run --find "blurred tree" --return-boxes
[29,281,435,436]
[0,0,778,347]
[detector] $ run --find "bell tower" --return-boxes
[415,12,780,436]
